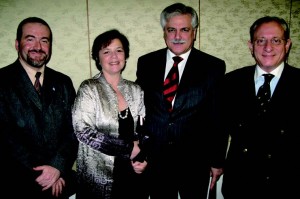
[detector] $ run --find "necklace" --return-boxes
[118,107,128,119]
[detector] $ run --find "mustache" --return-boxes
[170,39,186,44]
[29,49,46,54]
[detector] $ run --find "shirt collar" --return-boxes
[255,62,284,81]
[167,49,191,61]
[19,58,45,84]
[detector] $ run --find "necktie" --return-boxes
[257,73,274,115]
[163,56,183,112]
[34,72,42,95]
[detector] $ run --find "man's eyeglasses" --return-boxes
[254,37,286,46]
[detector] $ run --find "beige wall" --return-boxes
[0,0,299,91]
[1,1,299,198]
[200,0,300,72]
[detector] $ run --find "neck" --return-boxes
[103,72,121,90]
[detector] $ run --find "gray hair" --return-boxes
[160,3,199,30]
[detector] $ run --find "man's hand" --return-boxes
[130,141,141,160]
[131,160,147,174]
[52,177,66,197]
[33,165,60,191]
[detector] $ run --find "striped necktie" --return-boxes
[34,72,42,95]
[163,56,183,112]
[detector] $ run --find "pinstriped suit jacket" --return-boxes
[136,47,227,191]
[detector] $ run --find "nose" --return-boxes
[174,30,181,39]
[33,41,42,50]
[110,51,118,58]
[263,40,273,52]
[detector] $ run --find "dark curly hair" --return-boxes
[91,29,130,71]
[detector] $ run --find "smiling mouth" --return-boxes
[110,61,120,65]
[262,54,275,57]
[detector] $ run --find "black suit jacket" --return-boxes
[136,47,227,169]
[221,64,300,199]
[0,60,78,198]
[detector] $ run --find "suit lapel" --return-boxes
[172,49,197,112]
[15,63,43,110]
[270,64,292,106]
[41,67,55,109]
[157,49,168,90]
[14,63,55,111]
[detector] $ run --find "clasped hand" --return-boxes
[33,165,65,197]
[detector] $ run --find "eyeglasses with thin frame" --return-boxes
[253,37,286,46]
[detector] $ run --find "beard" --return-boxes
[27,56,47,68]
[25,50,50,68]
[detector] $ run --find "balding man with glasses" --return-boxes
[221,16,300,199]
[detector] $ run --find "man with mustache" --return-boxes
[136,3,228,199]
[0,17,78,198]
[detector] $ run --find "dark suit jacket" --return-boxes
[136,47,227,171]
[221,64,300,199]
[0,60,78,198]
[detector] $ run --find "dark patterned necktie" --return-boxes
[34,72,42,95]
[257,73,274,115]
[163,56,183,112]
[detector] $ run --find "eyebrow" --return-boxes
[24,34,50,40]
